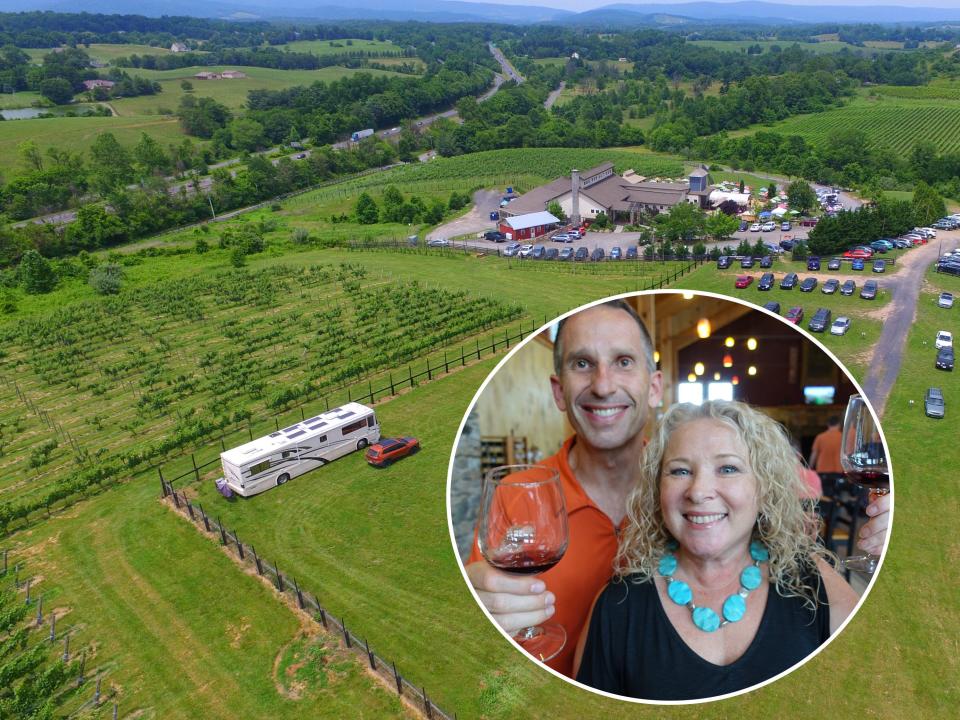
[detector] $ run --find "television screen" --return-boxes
[804,386,835,405]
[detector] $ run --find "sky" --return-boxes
[471,0,960,10]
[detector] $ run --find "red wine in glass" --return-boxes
[839,396,891,574]
[478,464,569,662]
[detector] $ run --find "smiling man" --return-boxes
[466,300,662,676]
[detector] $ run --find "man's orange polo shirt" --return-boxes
[812,427,843,474]
[469,436,624,677]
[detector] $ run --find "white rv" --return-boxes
[219,402,380,497]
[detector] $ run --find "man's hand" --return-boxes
[858,492,891,555]
[465,561,555,635]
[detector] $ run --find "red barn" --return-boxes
[499,211,561,241]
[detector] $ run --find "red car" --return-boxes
[785,306,804,324]
[842,248,873,259]
[734,275,754,288]
[366,437,420,467]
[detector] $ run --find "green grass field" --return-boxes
[276,39,406,57]
[688,39,879,55]
[23,44,183,64]
[111,65,408,116]
[0,114,194,169]
[732,96,960,158]
[0,91,45,109]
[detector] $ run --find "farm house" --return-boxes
[498,211,561,241]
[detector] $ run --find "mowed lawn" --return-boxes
[0,114,194,169]
[277,39,407,57]
[22,44,184,64]
[115,65,410,116]
[10,472,408,718]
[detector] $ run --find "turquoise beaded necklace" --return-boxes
[658,540,769,633]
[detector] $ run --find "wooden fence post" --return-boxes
[318,605,327,629]
[233,532,244,560]
[294,578,304,609]
[423,687,433,719]
[35,595,43,626]
[365,638,375,669]
[341,618,351,648]
[159,470,168,497]
[476,338,481,360]
[443,351,449,373]
[217,518,226,545]
[191,454,200,483]
[171,491,180,509]
[186,500,195,522]
[426,359,432,381]
[275,566,284,592]
[252,546,262,575]
[198,503,211,532]
[49,614,56,642]
[393,661,402,695]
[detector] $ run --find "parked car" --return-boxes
[860,280,878,299]
[739,220,749,232]
[426,237,449,247]
[365,437,420,467]
[822,278,840,294]
[830,316,851,336]
[840,279,856,296]
[843,248,873,259]
[936,330,953,349]
[626,246,638,260]
[610,246,622,260]
[852,258,865,271]
[785,306,804,324]
[568,229,582,239]
[807,256,821,271]
[590,247,605,262]
[780,272,798,289]
[503,242,521,257]
[872,259,886,273]
[808,307,831,333]
[550,233,572,243]
[779,239,795,251]
[761,221,777,232]
[559,247,574,261]
[936,347,955,371]
[484,231,506,242]
[717,255,732,269]
[518,244,535,258]
[749,223,762,232]
[800,277,818,292]
[781,221,792,231]
[735,275,754,289]
[741,257,755,269]
[874,239,896,250]
[938,292,954,309]
[759,256,773,268]
[575,246,589,261]
[869,240,889,253]
[294,152,307,159]
[532,245,546,259]
[544,248,559,260]
[925,387,945,418]
[762,301,781,314]
[758,272,775,290]
[827,258,841,270]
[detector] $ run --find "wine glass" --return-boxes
[477,464,569,662]
[838,395,890,574]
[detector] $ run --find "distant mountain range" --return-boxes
[1,0,959,26]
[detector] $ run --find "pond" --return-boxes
[1,108,49,119]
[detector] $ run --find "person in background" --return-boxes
[810,416,843,495]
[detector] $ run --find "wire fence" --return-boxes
[158,485,456,720]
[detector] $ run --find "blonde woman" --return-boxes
[575,400,860,700]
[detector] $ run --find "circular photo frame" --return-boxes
[446,290,893,704]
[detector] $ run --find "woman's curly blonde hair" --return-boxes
[615,400,835,610]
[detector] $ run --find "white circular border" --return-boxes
[444,288,895,705]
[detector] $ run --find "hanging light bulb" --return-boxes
[747,337,758,351]
[696,318,711,339]
[713,371,721,381]
[748,365,757,376]
[732,375,740,385]
[682,291,694,300]
[687,372,696,382]
[654,350,660,364]
[723,353,733,368]
[694,362,705,376]
[725,336,735,348]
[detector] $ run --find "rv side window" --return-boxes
[367,415,375,427]
[249,460,271,475]
[342,418,368,435]
[318,435,327,443]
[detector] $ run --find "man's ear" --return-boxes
[550,374,567,412]
[648,369,664,409]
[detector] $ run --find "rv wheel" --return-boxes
[357,438,369,450]
[277,473,290,485]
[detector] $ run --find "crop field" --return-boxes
[115,65,408,116]
[0,114,194,170]
[872,80,960,101]
[738,97,960,157]
[0,258,527,529]
[276,39,407,57]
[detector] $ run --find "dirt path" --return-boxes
[426,189,501,241]
[545,82,565,109]
[860,234,958,416]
